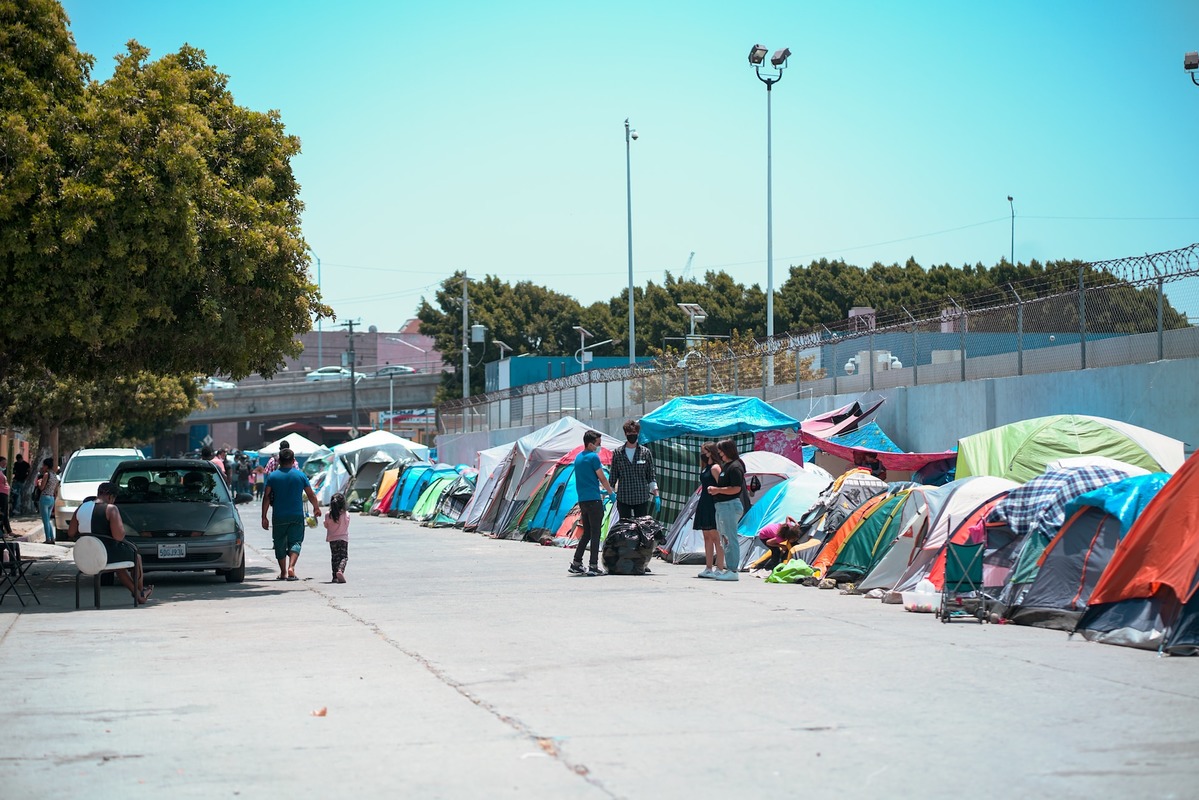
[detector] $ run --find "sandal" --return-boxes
[286,575,299,581]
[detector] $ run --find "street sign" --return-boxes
[201,435,213,447]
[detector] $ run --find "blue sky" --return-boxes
[62,1,1199,332]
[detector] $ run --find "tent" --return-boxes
[392,463,459,517]
[411,474,460,522]
[753,399,883,464]
[1076,455,1199,653]
[797,470,887,547]
[470,418,622,536]
[459,443,514,530]
[661,453,822,565]
[315,430,427,504]
[885,476,1018,600]
[639,394,800,524]
[369,465,404,515]
[955,415,1184,483]
[259,432,324,457]
[729,470,832,569]
[990,464,1142,611]
[1009,473,1169,630]
[821,489,916,583]
[344,452,394,511]
[427,472,478,528]
[501,443,615,541]
[859,483,960,593]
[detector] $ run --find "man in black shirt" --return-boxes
[10,454,29,516]
[68,483,152,604]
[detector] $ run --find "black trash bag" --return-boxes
[602,516,667,575]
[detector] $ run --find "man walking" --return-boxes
[262,448,321,581]
[609,419,659,518]
[570,430,615,577]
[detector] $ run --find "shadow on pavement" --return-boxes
[3,561,296,612]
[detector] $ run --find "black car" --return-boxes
[108,458,252,582]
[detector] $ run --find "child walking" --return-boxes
[324,492,350,583]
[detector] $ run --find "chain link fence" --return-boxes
[439,244,1199,434]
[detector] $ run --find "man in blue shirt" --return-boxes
[571,430,615,576]
[262,448,322,581]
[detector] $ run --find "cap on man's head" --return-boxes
[96,482,116,496]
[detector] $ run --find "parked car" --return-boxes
[106,458,251,582]
[53,448,145,537]
[305,366,354,382]
[375,364,417,378]
[199,376,237,390]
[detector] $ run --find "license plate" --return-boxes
[158,543,186,559]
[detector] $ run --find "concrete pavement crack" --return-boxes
[309,584,619,799]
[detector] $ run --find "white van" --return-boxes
[53,448,146,536]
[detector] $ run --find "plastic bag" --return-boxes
[601,516,665,575]
[765,558,816,584]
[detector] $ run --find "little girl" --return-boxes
[324,492,350,583]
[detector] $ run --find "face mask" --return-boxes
[626,436,638,444]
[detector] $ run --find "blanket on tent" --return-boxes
[648,432,755,525]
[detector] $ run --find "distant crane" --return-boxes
[681,251,696,281]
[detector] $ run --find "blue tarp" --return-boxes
[801,421,903,463]
[1060,473,1170,536]
[736,472,831,538]
[639,394,799,445]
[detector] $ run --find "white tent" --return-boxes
[315,430,430,503]
[472,417,622,536]
[259,432,323,456]
[459,443,516,530]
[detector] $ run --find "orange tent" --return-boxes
[1078,453,1199,653]
[812,493,890,574]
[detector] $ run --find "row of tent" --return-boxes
[344,395,1198,655]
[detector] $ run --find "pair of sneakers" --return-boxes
[697,568,739,581]
[569,562,604,577]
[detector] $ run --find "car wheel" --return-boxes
[225,548,245,583]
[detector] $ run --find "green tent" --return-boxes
[955,415,1183,484]
[411,476,457,523]
[826,492,910,582]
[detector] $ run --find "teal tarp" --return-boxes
[639,394,799,445]
[1060,473,1170,536]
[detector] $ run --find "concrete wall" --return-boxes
[437,357,1199,465]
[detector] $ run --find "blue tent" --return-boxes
[731,471,831,569]
[801,421,902,463]
[521,464,581,538]
[638,394,799,444]
[392,464,457,516]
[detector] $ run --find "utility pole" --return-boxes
[341,319,360,436]
[461,273,470,399]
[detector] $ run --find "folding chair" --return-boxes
[0,540,41,607]
[939,541,989,624]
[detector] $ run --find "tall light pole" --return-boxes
[1007,195,1015,265]
[625,119,638,365]
[1185,51,1199,86]
[309,247,322,367]
[748,44,790,387]
[461,273,469,399]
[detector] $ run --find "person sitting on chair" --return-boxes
[181,471,209,501]
[68,483,152,604]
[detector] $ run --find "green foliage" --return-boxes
[0,5,327,381]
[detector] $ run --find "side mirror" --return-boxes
[234,492,254,505]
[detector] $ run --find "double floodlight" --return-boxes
[749,44,791,68]
[1185,51,1199,72]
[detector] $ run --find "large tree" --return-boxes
[0,3,326,381]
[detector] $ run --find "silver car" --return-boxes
[108,459,251,583]
[54,448,146,536]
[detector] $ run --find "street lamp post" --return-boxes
[1185,51,1199,85]
[1007,195,1015,265]
[625,119,638,365]
[309,247,322,367]
[748,44,791,387]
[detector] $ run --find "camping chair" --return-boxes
[939,541,990,624]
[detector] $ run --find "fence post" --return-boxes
[903,307,918,386]
[1008,284,1024,376]
[868,329,876,391]
[733,359,739,395]
[830,340,838,396]
[1157,276,1165,361]
[707,361,713,393]
[762,354,768,400]
[641,374,646,416]
[795,349,802,400]
[1078,264,1087,369]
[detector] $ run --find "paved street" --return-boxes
[2,513,1197,799]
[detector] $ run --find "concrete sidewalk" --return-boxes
[2,513,1197,799]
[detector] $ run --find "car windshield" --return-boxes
[63,455,136,483]
[112,467,232,505]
